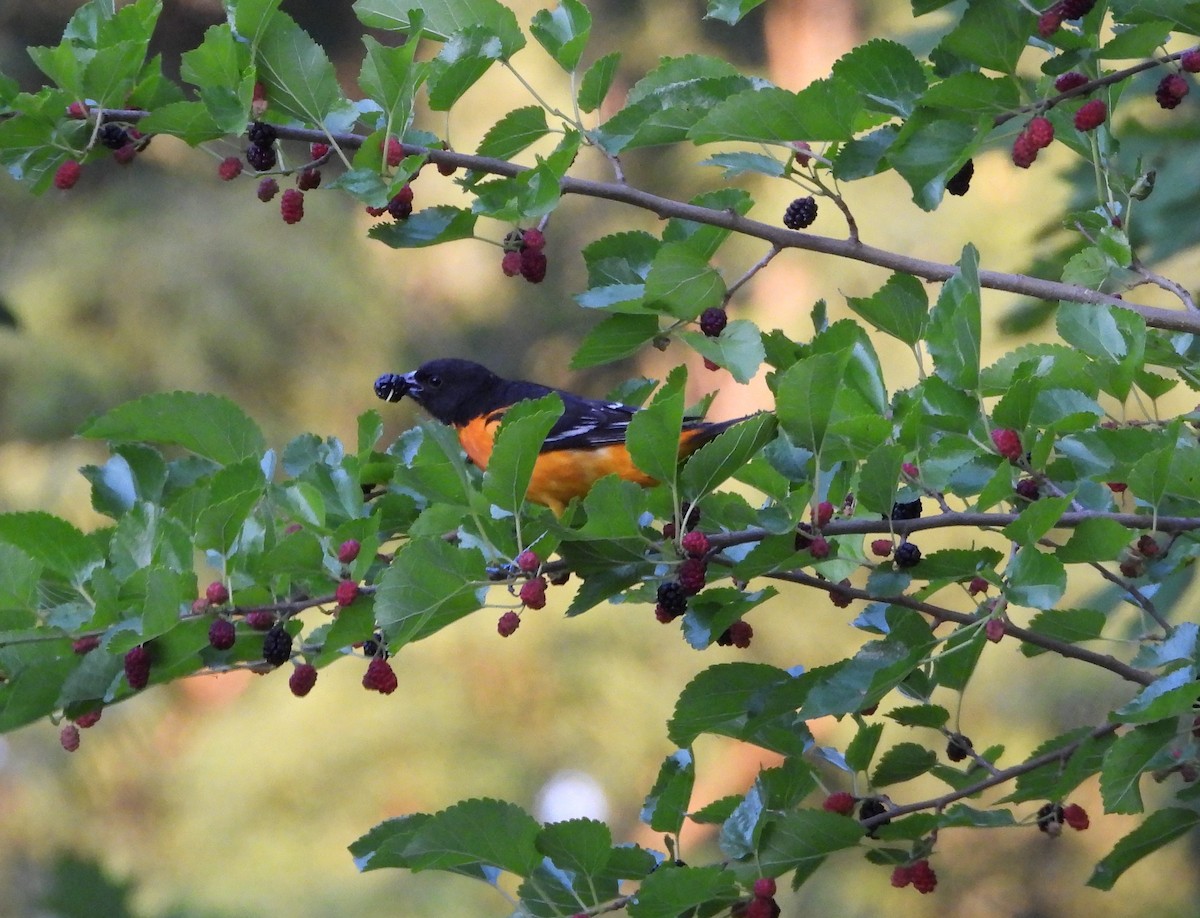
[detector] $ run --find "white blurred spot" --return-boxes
[534,770,610,823]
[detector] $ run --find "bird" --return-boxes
[374,357,750,514]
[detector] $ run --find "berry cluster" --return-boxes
[890,858,937,893]
[495,551,561,636]
[655,581,689,623]
[1036,801,1090,835]
[1037,0,1097,37]
[894,542,922,569]
[782,195,818,230]
[1156,73,1190,109]
[1074,98,1107,132]
[699,307,727,338]
[716,620,753,648]
[500,227,549,283]
[1119,532,1163,578]
[289,663,318,697]
[990,427,1023,462]
[124,645,151,690]
[362,656,398,694]
[945,732,973,762]
[1012,116,1054,169]
[262,624,293,667]
[822,791,856,815]
[741,876,779,918]
[945,159,974,196]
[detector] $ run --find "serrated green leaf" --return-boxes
[680,413,776,501]
[571,315,661,369]
[1001,495,1071,544]
[369,206,478,247]
[628,865,739,918]
[831,39,926,118]
[667,662,795,748]
[481,394,563,513]
[81,391,265,466]
[704,0,767,25]
[0,512,102,586]
[775,350,850,456]
[374,539,487,648]
[426,25,504,111]
[476,105,549,159]
[934,0,1033,72]
[753,810,863,881]
[578,50,620,112]
[255,12,355,130]
[641,749,694,835]
[627,367,686,485]
[690,80,862,145]
[932,623,986,691]
[677,320,765,385]
[845,721,885,772]
[887,704,950,729]
[1087,808,1200,891]
[926,245,981,389]
[359,34,425,134]
[1020,608,1106,657]
[642,245,725,320]
[530,0,590,72]
[1099,719,1176,814]
[857,443,904,516]
[354,0,525,59]
[1004,547,1066,610]
[402,797,542,875]
[845,272,928,346]
[1114,667,1200,724]
[872,742,938,786]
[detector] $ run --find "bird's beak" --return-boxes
[373,371,418,403]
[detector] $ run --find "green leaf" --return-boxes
[753,810,863,881]
[926,245,981,391]
[535,817,613,877]
[1019,608,1106,657]
[845,272,928,346]
[680,413,777,501]
[1001,495,1070,544]
[369,206,478,247]
[704,0,767,25]
[643,243,725,319]
[596,56,754,152]
[934,0,1033,72]
[628,865,739,918]
[932,623,986,691]
[0,512,102,587]
[136,101,225,143]
[354,0,526,60]
[80,391,266,466]
[886,109,978,209]
[689,80,863,145]
[887,704,950,728]
[481,394,564,513]
[872,742,938,786]
[476,105,549,159]
[359,34,425,134]
[571,315,661,369]
[194,459,266,555]
[856,443,905,515]
[667,662,795,748]
[918,72,1019,115]
[700,151,786,180]
[427,25,504,111]
[845,721,885,772]
[530,0,590,71]
[403,797,542,875]
[1099,719,1176,814]
[775,351,850,455]
[627,367,686,485]
[1088,808,1200,891]
[1004,547,1066,610]
[641,749,694,834]
[578,50,619,113]
[831,39,927,118]
[677,320,766,384]
[350,814,431,871]
[255,12,355,130]
[374,539,487,648]
[1114,667,1200,724]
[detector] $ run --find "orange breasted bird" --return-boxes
[374,358,749,514]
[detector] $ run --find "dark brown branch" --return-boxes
[96,108,1200,336]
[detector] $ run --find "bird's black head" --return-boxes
[374,358,502,426]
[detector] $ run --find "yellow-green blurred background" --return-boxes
[1,1,1199,915]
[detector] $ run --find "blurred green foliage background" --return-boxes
[1,1,1199,916]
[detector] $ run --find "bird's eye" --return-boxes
[426,374,442,389]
